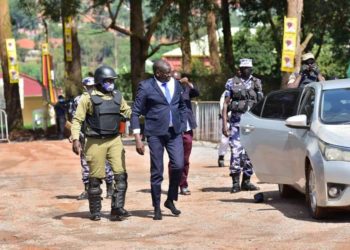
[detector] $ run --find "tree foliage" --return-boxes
[237,0,350,78]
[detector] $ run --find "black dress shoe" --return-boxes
[90,213,101,221]
[164,199,181,215]
[153,209,162,220]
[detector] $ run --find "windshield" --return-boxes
[321,88,350,124]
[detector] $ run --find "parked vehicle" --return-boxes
[240,79,350,219]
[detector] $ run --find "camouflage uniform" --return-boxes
[224,74,262,192]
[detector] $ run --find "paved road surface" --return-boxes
[1,139,350,249]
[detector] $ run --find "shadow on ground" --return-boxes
[137,189,168,195]
[220,190,350,223]
[201,187,231,192]
[53,210,177,220]
[55,195,79,200]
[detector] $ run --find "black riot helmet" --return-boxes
[94,65,118,85]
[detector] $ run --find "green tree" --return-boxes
[237,0,350,81]
[232,27,279,91]
[0,0,23,130]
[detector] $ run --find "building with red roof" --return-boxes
[0,73,46,126]
[16,39,35,50]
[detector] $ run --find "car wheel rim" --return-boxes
[308,168,317,212]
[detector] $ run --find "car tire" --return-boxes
[306,167,326,219]
[278,184,296,198]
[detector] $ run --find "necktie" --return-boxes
[162,82,172,126]
[162,82,172,103]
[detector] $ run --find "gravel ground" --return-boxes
[1,139,350,249]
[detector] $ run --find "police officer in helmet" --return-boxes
[222,58,263,193]
[71,65,132,221]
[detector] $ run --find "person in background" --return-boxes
[54,95,67,140]
[171,71,199,195]
[288,52,325,88]
[70,76,114,201]
[217,91,230,167]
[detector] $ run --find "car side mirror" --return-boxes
[285,114,310,129]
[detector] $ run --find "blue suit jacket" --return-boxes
[131,77,187,136]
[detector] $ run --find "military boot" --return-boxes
[88,178,102,221]
[241,174,260,191]
[77,183,89,200]
[218,155,225,167]
[230,173,241,193]
[110,173,131,221]
[106,182,113,199]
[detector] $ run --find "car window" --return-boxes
[250,98,264,117]
[261,90,300,120]
[321,88,350,124]
[298,88,315,124]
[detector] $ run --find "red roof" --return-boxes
[0,73,42,97]
[21,73,42,97]
[16,39,35,50]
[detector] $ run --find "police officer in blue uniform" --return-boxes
[222,58,263,193]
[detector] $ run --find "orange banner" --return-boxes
[41,43,57,103]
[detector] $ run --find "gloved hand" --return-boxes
[218,114,222,119]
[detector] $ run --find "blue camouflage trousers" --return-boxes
[80,135,114,184]
[228,116,253,176]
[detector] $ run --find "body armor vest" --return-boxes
[299,72,318,88]
[229,76,262,113]
[85,91,122,137]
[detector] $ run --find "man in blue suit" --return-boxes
[131,60,187,220]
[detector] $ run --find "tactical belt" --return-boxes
[86,134,119,139]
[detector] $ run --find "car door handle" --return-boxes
[242,124,255,134]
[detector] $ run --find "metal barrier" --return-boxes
[192,101,220,142]
[0,109,9,142]
[126,101,221,143]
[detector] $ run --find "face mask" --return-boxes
[102,82,115,92]
[59,99,65,103]
[240,67,252,78]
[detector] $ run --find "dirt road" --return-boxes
[1,139,350,249]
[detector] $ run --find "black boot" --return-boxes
[110,173,131,221]
[77,183,89,200]
[153,207,162,220]
[231,173,241,193]
[241,174,260,191]
[106,182,113,199]
[88,178,102,221]
[218,155,225,167]
[164,199,181,215]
